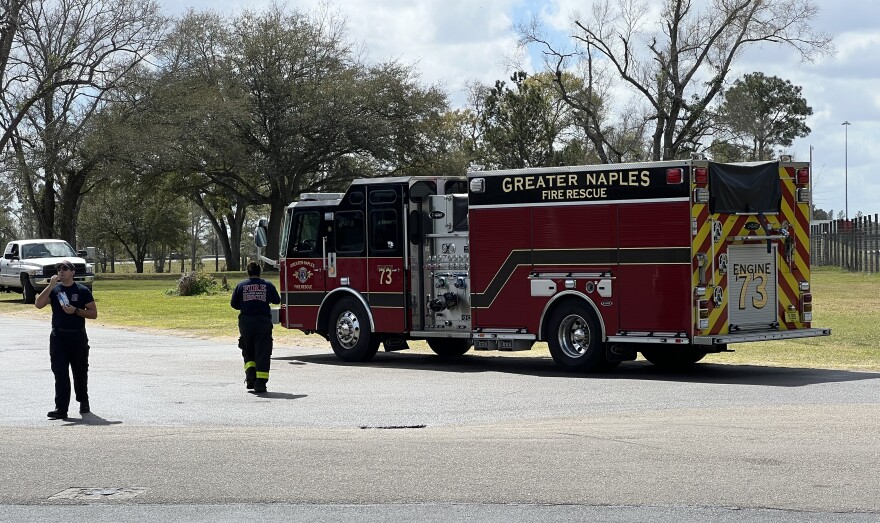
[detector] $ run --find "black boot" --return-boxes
[253,378,267,393]
[245,367,256,390]
[47,410,68,420]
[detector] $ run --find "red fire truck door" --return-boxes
[284,208,330,330]
[365,185,408,333]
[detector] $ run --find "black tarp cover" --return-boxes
[709,161,781,214]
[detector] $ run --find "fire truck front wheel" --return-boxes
[328,297,380,362]
[547,302,610,372]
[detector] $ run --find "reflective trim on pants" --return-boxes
[244,361,256,370]
[255,371,269,379]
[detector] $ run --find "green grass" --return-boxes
[0,273,326,347]
[709,267,880,370]
[98,278,236,335]
[1,267,878,369]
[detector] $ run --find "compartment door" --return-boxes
[728,243,777,329]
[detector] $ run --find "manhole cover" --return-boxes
[49,487,147,501]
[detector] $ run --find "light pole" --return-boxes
[842,121,850,220]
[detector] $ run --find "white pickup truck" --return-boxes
[0,239,94,303]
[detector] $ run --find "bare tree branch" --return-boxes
[519,0,833,161]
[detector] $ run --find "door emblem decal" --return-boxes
[296,267,313,283]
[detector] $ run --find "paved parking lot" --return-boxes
[2,315,879,521]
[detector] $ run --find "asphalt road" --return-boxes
[1,315,878,522]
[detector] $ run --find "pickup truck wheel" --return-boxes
[427,339,471,358]
[21,276,36,304]
[328,297,379,362]
[641,348,707,369]
[546,301,610,372]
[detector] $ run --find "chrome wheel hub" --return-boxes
[558,314,590,358]
[336,311,361,350]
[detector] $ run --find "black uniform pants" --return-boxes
[50,329,89,412]
[238,315,273,382]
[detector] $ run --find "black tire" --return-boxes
[427,338,471,358]
[328,297,379,362]
[21,276,36,304]
[641,347,707,369]
[546,301,610,372]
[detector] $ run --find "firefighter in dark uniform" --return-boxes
[35,259,98,420]
[231,261,281,393]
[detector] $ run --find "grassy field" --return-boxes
[0,273,330,349]
[2,267,878,370]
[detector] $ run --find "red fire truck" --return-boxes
[259,159,830,371]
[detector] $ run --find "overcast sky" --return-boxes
[160,0,879,217]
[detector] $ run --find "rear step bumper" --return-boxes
[693,328,831,346]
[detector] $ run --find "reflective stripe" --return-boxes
[244,361,256,370]
[255,371,269,379]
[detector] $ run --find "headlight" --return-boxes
[86,263,94,273]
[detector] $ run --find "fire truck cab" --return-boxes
[271,160,830,372]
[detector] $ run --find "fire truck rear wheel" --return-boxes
[547,302,609,372]
[328,297,380,362]
[641,348,707,368]
[427,338,471,358]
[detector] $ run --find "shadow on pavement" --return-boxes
[61,413,123,426]
[278,351,880,388]
[247,391,307,400]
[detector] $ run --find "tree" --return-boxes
[228,4,449,258]
[0,0,29,152]
[1,0,167,243]
[80,170,187,273]
[478,71,570,169]
[812,207,829,220]
[716,72,812,161]
[706,139,751,163]
[520,0,833,161]
[0,172,18,246]
[426,107,484,174]
[152,10,256,271]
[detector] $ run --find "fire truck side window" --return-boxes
[336,211,365,255]
[369,190,397,205]
[289,212,321,256]
[370,209,401,256]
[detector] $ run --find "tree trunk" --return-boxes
[190,193,250,272]
[225,205,247,272]
[0,0,26,153]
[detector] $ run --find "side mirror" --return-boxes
[77,250,87,258]
[254,218,268,248]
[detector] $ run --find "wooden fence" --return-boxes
[811,215,880,272]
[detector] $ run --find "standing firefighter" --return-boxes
[35,259,98,419]
[231,262,281,393]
